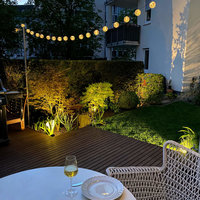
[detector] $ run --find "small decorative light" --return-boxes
[21,24,25,28]
[57,36,62,41]
[94,30,99,36]
[63,36,68,41]
[79,34,84,40]
[70,36,75,41]
[124,16,130,23]
[15,28,20,32]
[52,36,56,41]
[149,1,156,9]
[86,32,91,38]
[26,29,30,33]
[40,34,44,39]
[102,26,108,32]
[35,33,40,37]
[134,9,141,17]
[113,22,119,28]
[30,31,34,35]
[46,35,51,40]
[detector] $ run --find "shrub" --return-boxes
[133,73,164,105]
[118,91,139,109]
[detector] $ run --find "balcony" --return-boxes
[105,0,138,9]
[106,24,141,47]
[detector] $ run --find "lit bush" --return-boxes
[118,91,139,109]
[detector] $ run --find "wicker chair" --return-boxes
[106,140,200,200]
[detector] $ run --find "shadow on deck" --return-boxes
[0,126,162,178]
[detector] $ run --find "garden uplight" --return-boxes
[46,35,51,40]
[57,36,62,41]
[114,22,119,28]
[63,36,68,41]
[94,30,99,36]
[102,26,108,32]
[86,32,91,38]
[70,36,75,41]
[79,34,84,40]
[30,31,34,35]
[35,33,40,37]
[134,9,141,16]
[149,1,156,9]
[26,29,30,33]
[21,24,25,28]
[124,16,130,23]
[52,36,56,41]
[40,34,44,39]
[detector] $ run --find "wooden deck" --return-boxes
[0,125,162,178]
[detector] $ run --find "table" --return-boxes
[0,167,136,200]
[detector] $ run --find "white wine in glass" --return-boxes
[64,155,78,197]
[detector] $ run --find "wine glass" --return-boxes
[64,155,78,197]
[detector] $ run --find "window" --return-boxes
[144,49,149,70]
[145,0,151,22]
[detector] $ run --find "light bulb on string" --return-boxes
[79,34,84,40]
[86,32,91,38]
[57,36,62,41]
[113,22,119,28]
[70,36,75,41]
[149,1,156,9]
[94,30,99,36]
[40,34,44,39]
[102,26,108,32]
[26,29,30,33]
[46,35,51,40]
[52,36,56,41]
[63,36,68,41]
[21,24,25,28]
[134,9,141,16]
[124,16,130,23]
[35,33,40,37]
[30,31,34,35]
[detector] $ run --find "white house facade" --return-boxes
[105,0,200,92]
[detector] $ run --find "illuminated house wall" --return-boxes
[106,0,200,92]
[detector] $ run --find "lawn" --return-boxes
[101,101,200,146]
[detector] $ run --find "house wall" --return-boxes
[136,0,191,92]
[183,0,200,91]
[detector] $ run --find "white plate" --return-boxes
[81,176,124,200]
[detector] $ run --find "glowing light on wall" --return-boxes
[124,16,130,23]
[103,26,108,32]
[113,22,119,28]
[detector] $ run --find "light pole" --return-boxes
[20,24,30,127]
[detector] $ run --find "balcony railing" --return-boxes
[106,24,141,47]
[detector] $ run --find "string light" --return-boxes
[40,34,44,39]
[124,16,130,23]
[79,34,84,40]
[21,24,25,28]
[102,26,108,32]
[26,29,30,33]
[114,22,119,28]
[70,36,75,41]
[63,36,68,41]
[149,1,156,9]
[134,9,141,16]
[94,30,99,36]
[86,32,91,38]
[30,31,34,35]
[35,33,40,37]
[57,36,62,41]
[46,35,51,40]
[52,36,56,41]
[15,28,20,32]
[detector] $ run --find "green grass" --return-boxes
[101,102,200,146]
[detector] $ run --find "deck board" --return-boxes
[0,125,162,178]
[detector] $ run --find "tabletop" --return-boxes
[0,167,136,200]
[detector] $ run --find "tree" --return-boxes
[0,0,19,58]
[25,0,103,59]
